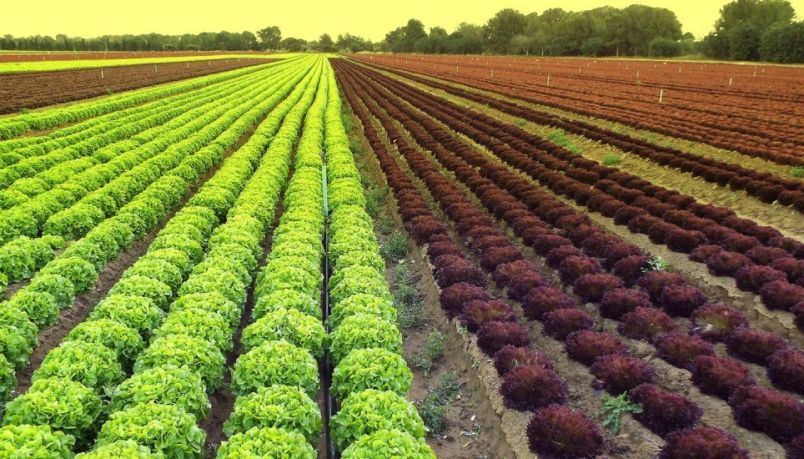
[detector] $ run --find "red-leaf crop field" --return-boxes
[0,53,800,459]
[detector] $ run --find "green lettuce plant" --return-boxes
[330,315,403,364]
[341,429,436,459]
[96,403,205,458]
[76,440,164,458]
[133,335,225,392]
[253,289,320,320]
[0,354,14,402]
[223,385,322,441]
[33,341,124,391]
[90,295,165,338]
[0,424,75,458]
[4,377,102,444]
[329,294,396,329]
[110,365,210,421]
[109,276,173,310]
[0,325,33,369]
[231,340,318,397]
[64,319,144,368]
[332,348,413,400]
[330,390,426,452]
[152,309,232,353]
[7,290,58,329]
[169,292,240,328]
[26,274,74,309]
[37,256,98,293]
[216,427,315,459]
[123,259,184,293]
[241,308,327,359]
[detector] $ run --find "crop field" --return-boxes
[0,54,276,73]
[0,58,272,114]
[0,51,801,459]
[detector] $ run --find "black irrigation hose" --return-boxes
[321,161,336,459]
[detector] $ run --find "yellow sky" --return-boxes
[2,0,801,41]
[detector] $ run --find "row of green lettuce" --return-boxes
[214,56,330,458]
[0,57,317,406]
[0,57,299,140]
[0,60,299,249]
[322,64,435,458]
[0,56,323,457]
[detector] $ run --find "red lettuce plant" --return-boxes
[726,328,789,364]
[628,383,702,437]
[599,288,652,319]
[521,287,575,320]
[565,331,628,366]
[689,303,747,341]
[526,404,604,459]
[439,283,488,318]
[493,345,553,376]
[573,274,624,303]
[590,354,655,394]
[728,385,804,443]
[543,308,595,340]
[659,427,748,459]
[618,307,677,341]
[460,300,516,333]
[477,321,530,355]
[691,355,754,399]
[500,365,567,411]
[659,284,706,317]
[653,333,714,370]
[767,348,803,394]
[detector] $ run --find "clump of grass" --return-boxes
[416,372,461,435]
[376,215,395,235]
[393,263,426,330]
[410,330,445,376]
[599,393,642,434]
[381,231,409,261]
[547,130,582,155]
[364,186,386,218]
[516,118,527,127]
[791,166,804,178]
[602,154,622,166]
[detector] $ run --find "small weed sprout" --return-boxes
[791,166,804,178]
[642,256,670,273]
[599,393,642,434]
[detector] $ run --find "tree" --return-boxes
[257,26,281,50]
[425,27,449,53]
[280,37,307,52]
[760,21,804,62]
[703,0,795,60]
[336,33,372,52]
[318,34,336,52]
[446,23,485,54]
[384,19,427,52]
[485,8,527,54]
[648,37,682,56]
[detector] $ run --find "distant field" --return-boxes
[0,54,283,73]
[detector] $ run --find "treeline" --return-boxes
[1,0,800,62]
[701,0,803,63]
